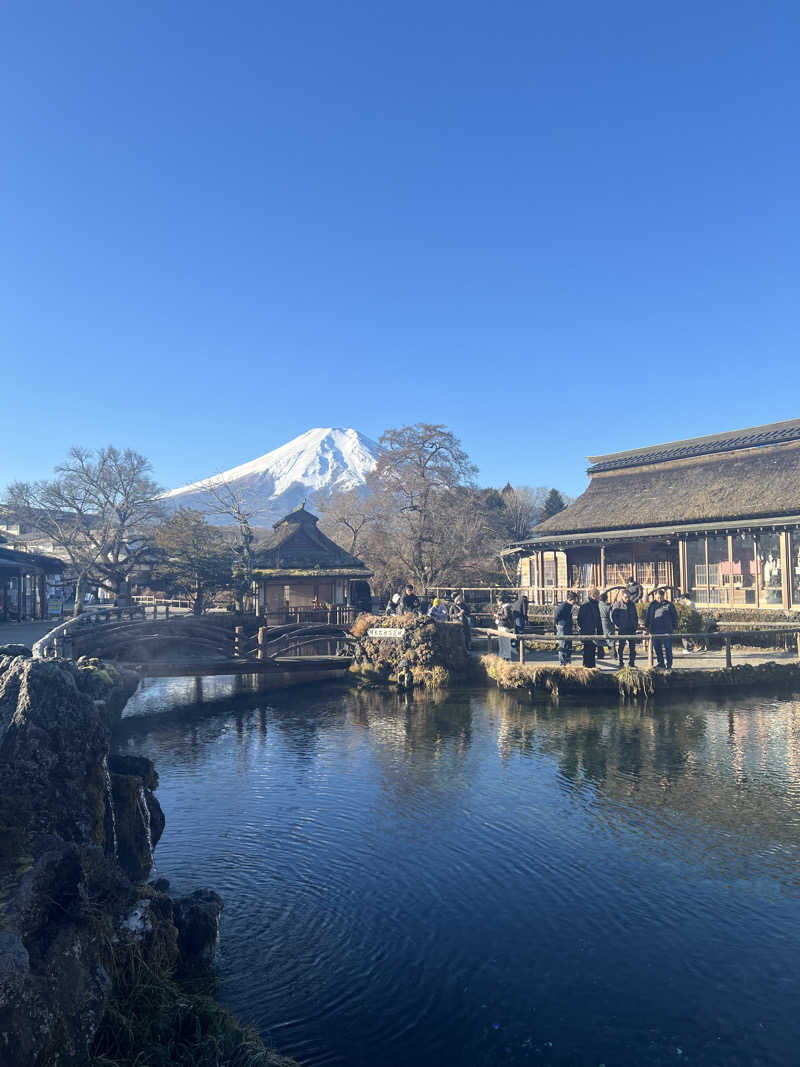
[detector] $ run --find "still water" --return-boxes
[117,678,800,1066]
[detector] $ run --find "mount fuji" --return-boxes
[162,427,380,526]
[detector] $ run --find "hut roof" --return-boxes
[253,505,372,575]
[531,420,800,540]
[0,546,64,574]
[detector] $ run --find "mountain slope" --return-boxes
[162,427,379,525]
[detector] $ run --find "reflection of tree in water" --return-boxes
[348,687,476,805]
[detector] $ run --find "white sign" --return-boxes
[367,627,406,641]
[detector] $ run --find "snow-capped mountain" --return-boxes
[162,427,379,525]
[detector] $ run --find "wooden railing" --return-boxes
[483,628,800,669]
[33,605,146,659]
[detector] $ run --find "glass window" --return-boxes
[755,533,783,606]
[687,538,707,604]
[706,535,730,605]
[730,534,757,606]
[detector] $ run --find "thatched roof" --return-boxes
[531,421,800,540]
[588,417,800,473]
[253,505,371,576]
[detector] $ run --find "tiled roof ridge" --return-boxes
[588,418,800,473]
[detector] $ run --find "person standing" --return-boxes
[598,591,614,658]
[401,584,420,614]
[645,588,679,670]
[577,587,603,668]
[554,591,578,666]
[611,588,639,668]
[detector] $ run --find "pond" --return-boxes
[116,679,800,1066]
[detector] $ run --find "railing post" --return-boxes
[258,626,267,660]
[234,626,244,658]
[165,604,170,619]
[519,637,525,664]
[647,634,654,667]
[795,632,800,659]
[725,635,732,668]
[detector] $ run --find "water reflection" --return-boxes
[117,680,800,1066]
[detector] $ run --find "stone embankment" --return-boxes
[0,647,295,1067]
[482,653,800,702]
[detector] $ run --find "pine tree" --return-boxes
[541,489,567,519]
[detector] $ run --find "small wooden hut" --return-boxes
[506,418,800,611]
[251,505,372,623]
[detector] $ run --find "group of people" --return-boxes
[384,582,472,648]
[556,582,680,670]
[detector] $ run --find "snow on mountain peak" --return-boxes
[162,427,380,524]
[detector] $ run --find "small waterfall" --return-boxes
[136,785,154,870]
[102,756,118,859]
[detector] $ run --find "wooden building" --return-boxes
[507,419,800,611]
[0,541,64,621]
[252,505,372,622]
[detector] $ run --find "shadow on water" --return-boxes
[117,679,800,1067]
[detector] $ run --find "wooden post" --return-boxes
[165,604,170,618]
[258,626,267,660]
[795,632,800,659]
[235,625,244,658]
[519,637,525,664]
[647,635,654,667]
[725,635,732,668]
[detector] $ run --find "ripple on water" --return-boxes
[117,681,800,1067]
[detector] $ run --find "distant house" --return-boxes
[252,505,372,621]
[0,534,64,621]
[506,418,800,611]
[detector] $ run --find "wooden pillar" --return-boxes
[234,626,244,657]
[781,531,791,610]
[519,637,525,664]
[725,636,732,668]
[258,626,268,660]
[600,545,606,590]
[678,537,687,594]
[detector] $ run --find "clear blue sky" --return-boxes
[3,1,798,497]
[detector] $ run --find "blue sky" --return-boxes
[3,1,798,497]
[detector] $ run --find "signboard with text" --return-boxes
[367,627,406,641]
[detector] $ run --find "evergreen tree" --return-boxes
[541,488,567,519]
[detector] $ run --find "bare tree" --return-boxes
[317,488,379,556]
[200,477,263,612]
[5,446,163,613]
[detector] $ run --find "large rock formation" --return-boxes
[0,653,295,1067]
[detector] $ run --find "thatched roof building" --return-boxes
[507,419,800,610]
[252,505,372,621]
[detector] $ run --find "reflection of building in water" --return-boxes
[488,689,800,863]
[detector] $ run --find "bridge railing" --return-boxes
[32,604,147,660]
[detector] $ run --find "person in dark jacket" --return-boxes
[645,588,679,669]
[611,589,639,667]
[577,587,603,668]
[401,584,420,614]
[624,575,644,603]
[450,594,472,650]
[554,591,578,666]
[511,595,528,634]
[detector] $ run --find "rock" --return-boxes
[110,768,165,883]
[173,889,224,971]
[0,644,31,659]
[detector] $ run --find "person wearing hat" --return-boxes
[427,597,449,621]
[385,591,402,615]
